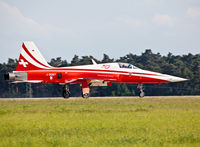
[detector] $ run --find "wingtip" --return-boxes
[91,59,97,65]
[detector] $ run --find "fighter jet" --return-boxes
[4,42,187,98]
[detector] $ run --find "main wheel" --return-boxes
[82,93,90,98]
[139,91,145,97]
[62,84,70,99]
[63,90,70,99]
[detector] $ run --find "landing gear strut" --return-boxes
[138,83,145,97]
[62,84,70,98]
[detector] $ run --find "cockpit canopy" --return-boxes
[118,63,139,69]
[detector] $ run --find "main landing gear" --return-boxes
[62,81,90,99]
[138,83,145,98]
[62,84,70,98]
[81,81,90,99]
[82,93,90,98]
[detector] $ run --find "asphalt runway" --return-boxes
[0,96,199,100]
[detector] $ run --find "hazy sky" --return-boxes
[0,0,200,63]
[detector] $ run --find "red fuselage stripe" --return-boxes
[27,69,171,83]
[34,68,165,77]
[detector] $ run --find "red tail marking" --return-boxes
[22,43,50,68]
[16,54,43,71]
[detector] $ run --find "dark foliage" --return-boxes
[0,50,200,97]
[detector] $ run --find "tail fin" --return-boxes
[16,41,52,71]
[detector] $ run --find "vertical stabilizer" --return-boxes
[16,41,52,71]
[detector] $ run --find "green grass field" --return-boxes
[0,97,200,147]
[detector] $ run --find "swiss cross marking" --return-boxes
[19,59,28,67]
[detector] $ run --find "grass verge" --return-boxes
[0,97,200,146]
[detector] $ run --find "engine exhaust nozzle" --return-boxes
[4,73,16,81]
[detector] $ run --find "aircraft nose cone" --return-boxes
[168,76,188,82]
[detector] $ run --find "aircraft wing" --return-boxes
[89,79,113,86]
[65,78,116,86]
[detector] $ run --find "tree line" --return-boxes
[0,49,200,98]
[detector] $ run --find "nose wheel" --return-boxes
[62,84,70,98]
[138,83,145,97]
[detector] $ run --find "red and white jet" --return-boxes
[5,42,187,98]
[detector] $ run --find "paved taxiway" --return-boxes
[0,96,199,100]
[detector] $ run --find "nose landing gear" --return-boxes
[138,83,145,97]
